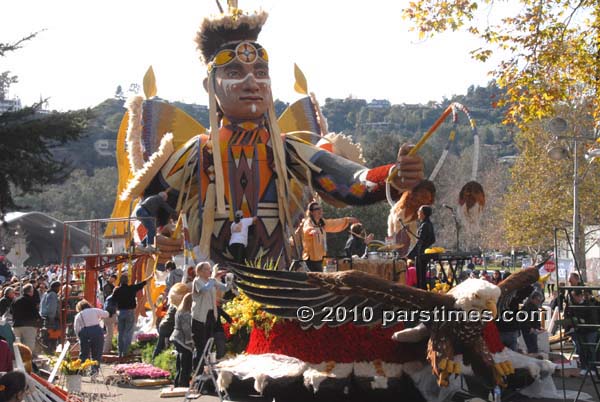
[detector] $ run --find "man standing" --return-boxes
[0,287,16,318]
[111,273,152,358]
[39,281,61,353]
[228,211,258,264]
[407,205,436,290]
[10,284,41,354]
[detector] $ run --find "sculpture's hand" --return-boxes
[392,143,424,193]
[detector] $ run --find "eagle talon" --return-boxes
[436,358,462,386]
[494,361,514,386]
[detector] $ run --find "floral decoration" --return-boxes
[60,358,98,375]
[136,333,158,343]
[223,290,278,336]
[245,320,427,364]
[114,363,170,379]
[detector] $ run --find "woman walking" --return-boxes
[74,300,108,373]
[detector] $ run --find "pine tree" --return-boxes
[0,34,90,219]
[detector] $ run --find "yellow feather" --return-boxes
[293,63,308,95]
[143,66,157,99]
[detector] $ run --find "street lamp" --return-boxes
[546,117,598,281]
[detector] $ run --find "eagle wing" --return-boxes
[496,267,540,313]
[229,265,457,329]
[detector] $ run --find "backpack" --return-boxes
[104,294,117,317]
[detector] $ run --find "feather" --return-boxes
[120,133,175,200]
[125,95,145,173]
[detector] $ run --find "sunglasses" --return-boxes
[209,41,269,71]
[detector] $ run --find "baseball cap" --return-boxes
[235,210,244,218]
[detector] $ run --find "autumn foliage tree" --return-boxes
[403,0,600,126]
[403,0,600,262]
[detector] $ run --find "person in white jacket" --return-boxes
[191,262,230,370]
[73,299,108,373]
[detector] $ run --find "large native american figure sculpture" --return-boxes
[108,4,425,265]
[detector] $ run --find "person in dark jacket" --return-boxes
[135,192,178,247]
[0,287,16,318]
[112,273,153,358]
[407,205,436,290]
[0,256,12,284]
[103,274,116,300]
[10,284,41,355]
[497,285,532,351]
[520,291,543,354]
[344,223,374,258]
[565,290,599,374]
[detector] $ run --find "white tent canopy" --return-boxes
[2,211,91,266]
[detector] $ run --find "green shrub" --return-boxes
[153,346,176,380]
[141,342,155,364]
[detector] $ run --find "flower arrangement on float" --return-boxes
[223,291,278,336]
[136,332,158,343]
[114,363,170,379]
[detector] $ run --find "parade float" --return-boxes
[103,1,558,400]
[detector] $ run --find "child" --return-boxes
[170,293,193,387]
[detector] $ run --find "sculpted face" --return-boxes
[213,59,272,120]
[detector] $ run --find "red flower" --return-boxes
[246,321,425,363]
[483,321,505,354]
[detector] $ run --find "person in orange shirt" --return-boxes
[301,202,358,272]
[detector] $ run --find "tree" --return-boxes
[14,168,118,221]
[502,106,600,259]
[0,34,89,218]
[403,0,600,127]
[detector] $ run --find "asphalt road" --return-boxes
[82,368,598,402]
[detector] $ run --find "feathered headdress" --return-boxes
[192,2,294,261]
[195,5,268,65]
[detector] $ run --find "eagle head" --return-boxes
[447,279,501,318]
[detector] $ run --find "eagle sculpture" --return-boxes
[229,265,540,389]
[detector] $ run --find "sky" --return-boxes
[1,0,504,112]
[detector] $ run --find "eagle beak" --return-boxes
[486,299,497,319]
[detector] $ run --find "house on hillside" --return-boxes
[0,98,22,113]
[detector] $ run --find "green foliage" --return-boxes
[13,168,117,221]
[0,33,89,217]
[140,340,176,380]
[141,342,155,364]
[153,347,177,380]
